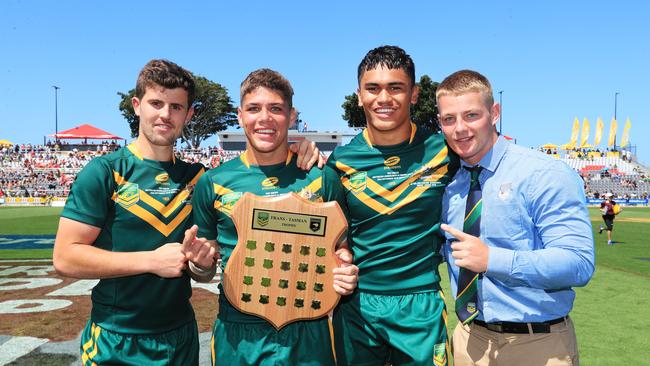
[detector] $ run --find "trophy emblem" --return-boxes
[223,192,347,329]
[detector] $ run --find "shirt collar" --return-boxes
[460,135,508,173]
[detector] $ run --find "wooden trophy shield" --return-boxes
[223,192,347,330]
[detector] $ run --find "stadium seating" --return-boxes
[2,143,648,205]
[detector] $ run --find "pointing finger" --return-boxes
[440,224,472,241]
[181,225,198,252]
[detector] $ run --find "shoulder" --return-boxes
[175,159,206,178]
[77,152,118,176]
[216,154,245,170]
[334,131,366,153]
[505,143,573,174]
[195,165,218,185]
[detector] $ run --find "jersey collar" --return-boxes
[127,142,176,164]
[362,122,417,148]
[240,149,294,168]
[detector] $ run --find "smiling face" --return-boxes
[357,66,419,145]
[133,85,193,148]
[437,91,500,165]
[238,86,296,165]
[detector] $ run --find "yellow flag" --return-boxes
[607,118,618,147]
[579,118,590,147]
[569,117,580,148]
[620,118,631,147]
[594,117,604,146]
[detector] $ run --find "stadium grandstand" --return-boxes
[2,135,648,207]
[536,147,649,205]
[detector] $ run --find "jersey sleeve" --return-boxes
[321,156,350,222]
[192,173,218,240]
[61,157,113,228]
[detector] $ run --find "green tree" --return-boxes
[117,89,139,136]
[341,93,366,128]
[117,74,237,148]
[340,75,440,132]
[410,75,440,132]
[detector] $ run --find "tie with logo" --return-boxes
[455,166,483,325]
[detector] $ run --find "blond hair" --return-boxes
[436,69,493,106]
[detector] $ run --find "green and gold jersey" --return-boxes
[61,144,205,334]
[192,150,331,323]
[323,123,459,294]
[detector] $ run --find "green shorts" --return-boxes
[212,316,336,366]
[333,290,449,366]
[80,320,199,366]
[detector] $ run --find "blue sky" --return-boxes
[2,1,649,164]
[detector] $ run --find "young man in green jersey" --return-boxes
[53,59,217,365]
[53,61,323,365]
[323,46,459,365]
[191,68,359,366]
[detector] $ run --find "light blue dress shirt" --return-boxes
[442,136,595,323]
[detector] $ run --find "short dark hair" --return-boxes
[135,59,196,106]
[357,45,416,86]
[240,68,294,108]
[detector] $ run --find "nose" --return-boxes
[377,88,391,104]
[452,117,468,135]
[259,107,273,122]
[159,105,171,120]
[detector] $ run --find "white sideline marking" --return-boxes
[0,336,48,365]
[0,259,52,263]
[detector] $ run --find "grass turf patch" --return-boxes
[0,207,62,235]
[2,206,649,363]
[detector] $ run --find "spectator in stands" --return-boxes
[599,192,619,245]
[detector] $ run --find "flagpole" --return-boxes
[498,90,503,134]
[614,92,619,148]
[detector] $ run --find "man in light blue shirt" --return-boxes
[437,70,595,366]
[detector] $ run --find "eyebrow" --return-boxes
[363,81,407,87]
[243,102,285,107]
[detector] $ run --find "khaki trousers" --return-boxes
[452,317,578,366]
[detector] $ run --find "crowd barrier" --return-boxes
[0,197,66,207]
[586,198,648,206]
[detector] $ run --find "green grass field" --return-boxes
[2,206,649,364]
[0,206,61,258]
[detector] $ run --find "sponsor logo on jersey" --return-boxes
[155,173,169,185]
[349,172,367,194]
[261,177,279,189]
[384,156,401,168]
[116,183,139,208]
[433,343,447,366]
[257,211,270,227]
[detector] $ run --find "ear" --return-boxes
[410,84,420,105]
[184,106,195,125]
[237,107,243,127]
[289,108,297,129]
[491,103,500,127]
[356,89,362,107]
[132,97,141,117]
